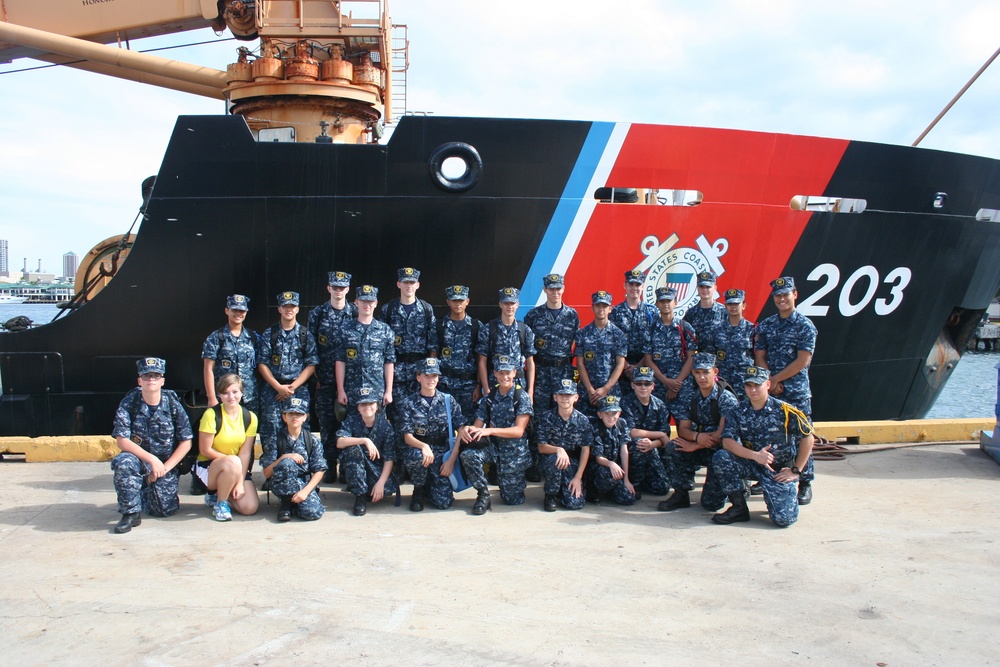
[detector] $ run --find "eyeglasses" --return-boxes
[140,373,163,381]
[633,381,653,387]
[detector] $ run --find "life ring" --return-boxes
[428,142,482,192]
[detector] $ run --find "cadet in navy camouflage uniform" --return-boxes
[261,397,327,521]
[446,356,534,514]
[257,291,318,460]
[336,285,396,409]
[587,395,637,505]
[713,288,756,400]
[620,366,671,495]
[336,387,400,516]
[476,287,537,400]
[437,285,482,423]
[111,357,193,533]
[711,366,815,528]
[644,286,697,421]
[682,271,727,353]
[659,353,737,512]
[308,271,359,478]
[537,378,593,511]
[575,290,627,420]
[399,358,465,511]
[524,273,579,414]
[754,276,818,504]
[611,269,659,395]
[380,267,438,397]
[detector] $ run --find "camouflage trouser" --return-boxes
[269,458,325,520]
[588,463,637,505]
[339,445,399,498]
[439,376,478,424]
[663,445,726,511]
[401,444,453,509]
[313,383,342,467]
[712,449,798,527]
[111,452,180,517]
[626,444,671,495]
[539,454,585,510]
[259,383,311,452]
[661,381,696,424]
[460,442,530,505]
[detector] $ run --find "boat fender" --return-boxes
[428,142,482,192]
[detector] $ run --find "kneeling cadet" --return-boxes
[587,394,637,505]
[261,397,327,522]
[336,386,400,516]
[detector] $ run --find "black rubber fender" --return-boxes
[428,142,483,192]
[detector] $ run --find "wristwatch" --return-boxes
[790,466,801,475]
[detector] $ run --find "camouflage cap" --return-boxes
[282,397,309,414]
[498,286,520,303]
[655,286,677,302]
[744,365,771,385]
[597,394,622,413]
[770,276,796,295]
[493,355,517,373]
[543,273,565,288]
[632,366,655,383]
[418,357,442,375]
[554,378,578,395]
[724,288,745,304]
[398,267,420,283]
[356,285,379,301]
[624,269,645,284]
[277,291,300,306]
[136,357,166,376]
[356,386,379,404]
[696,271,717,287]
[328,271,352,287]
[446,285,470,300]
[591,290,613,306]
[227,294,250,311]
[692,352,717,370]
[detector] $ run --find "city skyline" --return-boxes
[0,238,78,280]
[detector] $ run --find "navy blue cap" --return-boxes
[277,291,300,306]
[696,271,717,287]
[227,294,249,311]
[692,352,717,370]
[281,397,309,414]
[356,285,378,301]
[655,286,677,302]
[543,273,565,288]
[632,366,655,383]
[398,267,420,282]
[724,288,745,304]
[328,271,351,287]
[418,358,442,375]
[744,366,771,385]
[597,395,622,413]
[356,386,379,404]
[592,290,613,306]
[554,378,578,395]
[137,357,166,376]
[446,285,469,300]
[499,287,520,303]
[770,277,795,295]
[625,269,645,284]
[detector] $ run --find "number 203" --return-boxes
[796,264,911,317]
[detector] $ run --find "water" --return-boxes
[2,303,996,419]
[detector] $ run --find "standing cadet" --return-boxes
[587,395,637,505]
[644,286,698,423]
[399,358,465,511]
[682,270,727,352]
[536,378,593,511]
[198,294,258,495]
[257,291,319,459]
[610,269,659,395]
[308,271,358,481]
[336,285,396,409]
[446,356,534,514]
[476,287,537,400]
[110,357,193,533]
[380,267,437,397]
[336,387,400,516]
[754,276,818,504]
[261,397,327,522]
[620,366,671,496]
[524,273,579,414]
[659,353,737,512]
[711,366,815,528]
[714,288,756,399]
[437,285,481,423]
[574,290,627,420]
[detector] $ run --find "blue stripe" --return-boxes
[517,122,617,319]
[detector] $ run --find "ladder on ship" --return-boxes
[389,23,409,123]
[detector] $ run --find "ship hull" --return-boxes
[2,114,999,435]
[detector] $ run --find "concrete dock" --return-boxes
[1,444,998,665]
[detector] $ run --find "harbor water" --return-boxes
[1,303,997,420]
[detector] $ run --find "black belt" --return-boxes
[535,357,572,367]
[626,352,644,364]
[396,353,427,363]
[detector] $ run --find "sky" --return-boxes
[1,0,998,277]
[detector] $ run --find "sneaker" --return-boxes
[204,492,218,507]
[213,500,233,521]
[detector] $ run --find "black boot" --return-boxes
[190,472,208,495]
[712,491,751,525]
[277,496,293,522]
[472,488,492,515]
[410,485,425,512]
[114,512,141,534]
[525,465,541,483]
[657,488,690,512]
[353,494,367,516]
[323,459,338,484]
[797,481,813,505]
[543,494,558,512]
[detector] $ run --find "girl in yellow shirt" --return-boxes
[197,374,260,520]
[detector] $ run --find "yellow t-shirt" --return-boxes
[198,407,259,459]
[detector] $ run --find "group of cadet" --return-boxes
[109,266,818,533]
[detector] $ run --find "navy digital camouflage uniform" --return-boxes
[682,271,727,354]
[308,273,359,463]
[399,387,465,509]
[713,391,814,527]
[524,275,579,414]
[460,381,534,505]
[574,315,627,418]
[260,404,327,520]
[336,406,400,500]
[438,286,481,423]
[620,389,671,495]
[666,379,739,511]
[755,309,818,416]
[646,317,698,419]
[111,386,193,517]
[336,296,396,408]
[380,268,438,397]
[589,397,637,505]
[257,313,319,454]
[537,402,594,510]
[201,294,259,412]
[610,274,659,395]
[713,303,756,400]
[475,288,537,377]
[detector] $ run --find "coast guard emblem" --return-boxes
[633,232,729,319]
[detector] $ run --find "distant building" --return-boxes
[0,239,8,277]
[62,252,78,282]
